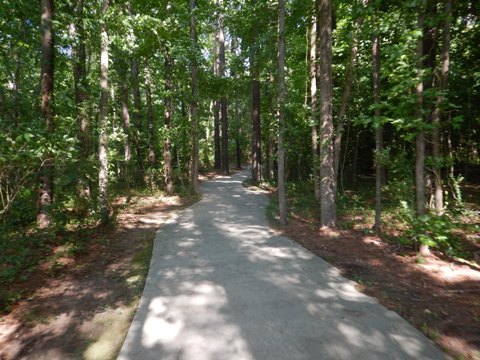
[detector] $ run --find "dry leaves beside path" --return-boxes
[0,194,195,360]
[279,219,480,360]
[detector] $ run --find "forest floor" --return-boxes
[0,191,197,360]
[269,194,480,360]
[1,172,479,360]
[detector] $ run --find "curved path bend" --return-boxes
[118,169,447,360]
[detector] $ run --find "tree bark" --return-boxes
[251,0,261,183]
[232,36,242,170]
[119,67,132,169]
[98,0,109,224]
[319,0,336,227]
[38,0,55,229]
[164,53,174,193]
[310,3,320,201]
[431,0,451,213]
[131,57,143,180]
[252,79,261,182]
[278,0,287,225]
[72,0,91,205]
[214,100,221,169]
[218,0,229,174]
[145,64,155,165]
[213,9,221,170]
[190,0,199,192]
[333,20,361,192]
[373,33,383,236]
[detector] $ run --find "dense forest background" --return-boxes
[1,0,479,284]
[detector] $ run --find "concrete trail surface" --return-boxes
[118,169,447,360]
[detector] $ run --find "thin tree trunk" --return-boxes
[72,0,91,205]
[319,0,336,227]
[333,5,365,191]
[236,116,242,169]
[252,78,261,182]
[431,0,451,213]
[98,0,109,224]
[164,53,173,193]
[38,0,55,228]
[128,1,143,180]
[119,68,132,171]
[415,11,426,219]
[373,33,383,236]
[213,11,221,170]
[131,57,143,180]
[278,0,287,225]
[218,0,229,174]
[214,100,221,169]
[232,37,242,170]
[145,64,155,165]
[251,0,261,183]
[190,0,199,192]
[310,3,320,201]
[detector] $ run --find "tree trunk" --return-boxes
[214,100,221,169]
[319,0,336,227]
[145,64,155,165]
[310,3,320,201]
[38,0,55,229]
[278,0,287,225]
[119,68,132,174]
[373,33,383,236]
[252,78,261,182]
[415,9,430,256]
[164,53,173,193]
[71,0,91,205]
[189,0,199,192]
[213,11,221,170]
[131,57,143,180]
[333,19,361,192]
[218,1,229,174]
[431,0,451,213]
[98,0,109,224]
[232,37,242,170]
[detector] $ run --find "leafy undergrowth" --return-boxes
[267,180,480,360]
[0,190,198,360]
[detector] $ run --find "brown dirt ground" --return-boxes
[0,193,194,360]
[278,215,480,360]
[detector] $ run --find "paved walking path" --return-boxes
[118,169,447,360]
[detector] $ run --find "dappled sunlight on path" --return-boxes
[118,170,447,360]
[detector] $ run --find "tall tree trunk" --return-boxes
[214,100,221,169]
[252,79,261,182]
[235,105,242,169]
[145,64,155,165]
[278,0,287,225]
[333,4,365,191]
[119,68,132,175]
[38,0,55,229]
[98,0,109,224]
[213,12,221,170]
[310,3,320,201]
[415,9,428,255]
[319,0,336,227]
[250,0,261,183]
[232,36,242,170]
[218,0,229,174]
[128,1,143,180]
[189,0,199,192]
[431,0,451,213]
[373,33,383,236]
[164,53,173,193]
[72,0,91,205]
[131,57,143,180]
